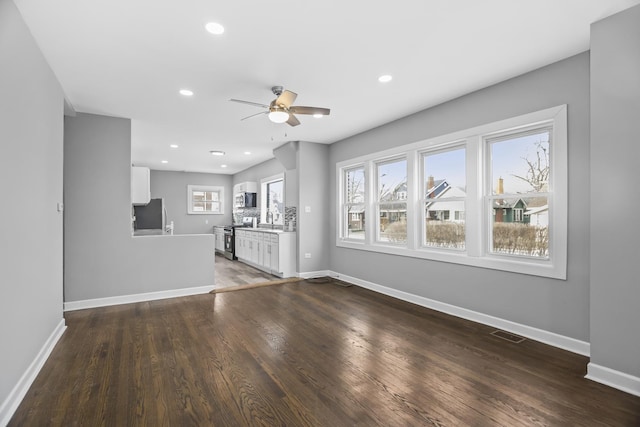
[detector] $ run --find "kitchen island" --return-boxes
[64,231,215,311]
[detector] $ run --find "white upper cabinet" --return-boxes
[131,166,150,205]
[233,181,258,194]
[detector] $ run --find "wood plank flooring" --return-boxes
[10,279,640,426]
[214,254,276,289]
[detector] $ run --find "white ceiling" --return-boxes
[14,0,640,175]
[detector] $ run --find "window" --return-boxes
[376,158,407,244]
[343,166,365,240]
[187,185,224,215]
[336,105,567,279]
[261,174,284,225]
[514,209,524,222]
[422,147,466,250]
[487,128,550,259]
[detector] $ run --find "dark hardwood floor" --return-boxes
[10,279,640,426]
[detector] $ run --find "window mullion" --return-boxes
[466,136,482,257]
[365,161,375,245]
[405,150,418,250]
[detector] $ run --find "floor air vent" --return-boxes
[307,277,332,284]
[491,330,526,344]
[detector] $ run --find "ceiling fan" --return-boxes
[230,86,330,127]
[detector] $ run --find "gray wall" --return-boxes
[590,5,640,378]
[0,0,64,418]
[297,142,330,273]
[273,141,299,208]
[65,113,214,302]
[329,52,591,341]
[150,170,233,234]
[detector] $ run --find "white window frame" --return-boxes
[341,165,367,241]
[374,156,408,245]
[187,185,224,215]
[260,173,285,225]
[420,144,467,250]
[336,105,567,279]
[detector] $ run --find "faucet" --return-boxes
[266,211,273,224]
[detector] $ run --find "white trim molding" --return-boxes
[0,319,66,426]
[327,270,590,357]
[64,285,215,312]
[586,363,640,397]
[298,270,332,279]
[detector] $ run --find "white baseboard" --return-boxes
[64,285,215,312]
[298,270,332,279]
[586,363,640,397]
[0,318,66,427]
[328,270,590,357]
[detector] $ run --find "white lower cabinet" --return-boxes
[235,230,296,278]
[214,227,225,253]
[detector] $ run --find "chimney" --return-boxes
[497,177,504,195]
[427,175,435,191]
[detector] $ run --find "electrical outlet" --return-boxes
[304,253,311,259]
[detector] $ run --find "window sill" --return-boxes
[336,239,565,280]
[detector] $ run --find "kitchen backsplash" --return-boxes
[233,206,297,231]
[233,207,259,225]
[284,206,297,231]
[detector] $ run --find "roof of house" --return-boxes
[493,198,528,209]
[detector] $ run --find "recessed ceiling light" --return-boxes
[221,164,227,168]
[161,160,168,164]
[205,22,225,35]
[179,89,194,96]
[313,114,323,118]
[378,75,393,83]
[170,144,179,148]
[244,151,251,155]
[210,150,225,156]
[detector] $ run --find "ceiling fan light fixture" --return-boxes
[268,109,289,123]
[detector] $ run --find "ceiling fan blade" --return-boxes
[275,90,297,109]
[286,114,301,127]
[230,99,270,109]
[241,111,268,121]
[289,106,330,116]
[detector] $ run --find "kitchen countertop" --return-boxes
[240,227,295,234]
[133,229,169,236]
[132,230,213,237]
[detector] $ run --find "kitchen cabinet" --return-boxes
[131,166,151,205]
[250,232,262,266]
[265,234,280,273]
[236,230,246,259]
[233,181,258,195]
[214,227,225,254]
[235,229,296,278]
